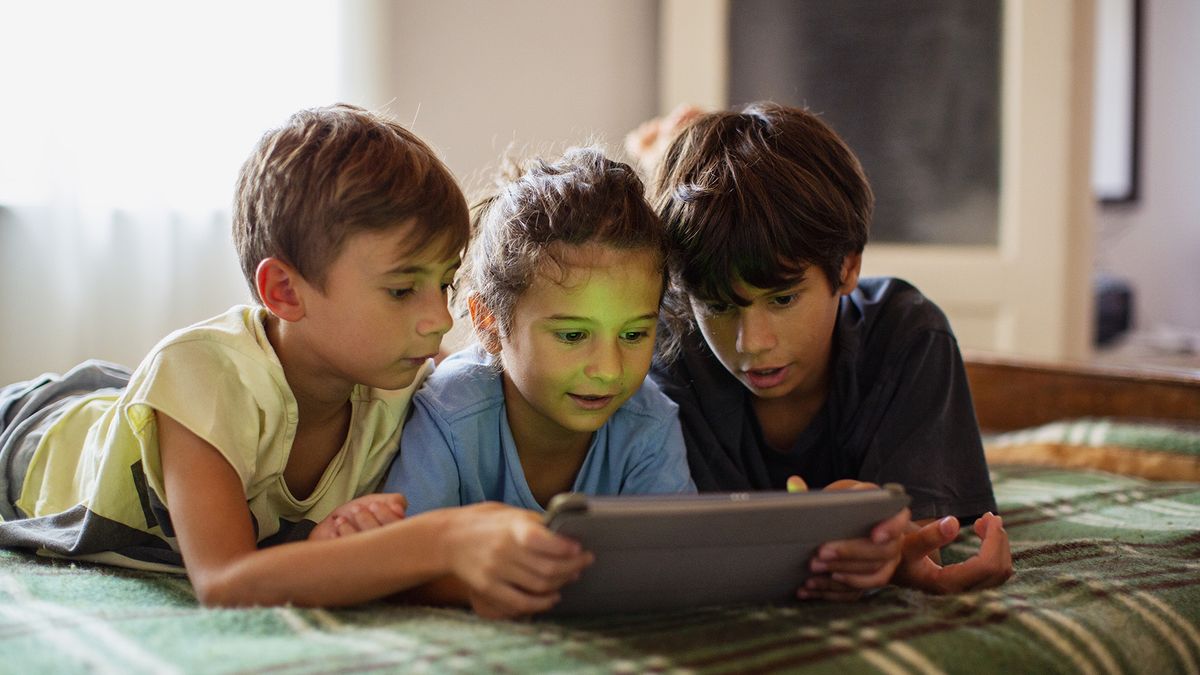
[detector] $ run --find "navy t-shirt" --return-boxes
[650,277,997,522]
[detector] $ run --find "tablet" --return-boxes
[543,485,910,615]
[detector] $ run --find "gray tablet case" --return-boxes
[543,485,910,614]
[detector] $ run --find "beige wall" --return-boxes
[357,0,659,350]
[1094,0,1200,338]
[373,0,658,197]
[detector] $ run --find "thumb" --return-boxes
[904,516,960,560]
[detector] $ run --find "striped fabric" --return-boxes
[2,464,1198,674]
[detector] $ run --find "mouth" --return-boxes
[404,353,438,367]
[742,365,790,390]
[568,393,617,411]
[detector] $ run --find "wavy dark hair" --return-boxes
[651,102,873,359]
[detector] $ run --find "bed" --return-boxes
[2,353,1198,674]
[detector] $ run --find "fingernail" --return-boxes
[811,560,829,573]
[873,530,892,544]
[819,548,837,561]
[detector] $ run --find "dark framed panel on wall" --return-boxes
[1093,0,1142,204]
[727,0,1003,246]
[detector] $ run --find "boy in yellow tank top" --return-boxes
[0,104,592,617]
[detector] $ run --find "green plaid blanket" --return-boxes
[3,465,1199,674]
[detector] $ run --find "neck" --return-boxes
[264,313,355,422]
[749,349,834,453]
[501,374,592,492]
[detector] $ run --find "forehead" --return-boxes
[340,218,462,271]
[519,243,663,318]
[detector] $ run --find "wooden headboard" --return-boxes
[963,352,1200,431]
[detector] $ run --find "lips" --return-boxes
[743,365,790,390]
[568,393,616,411]
[403,353,437,367]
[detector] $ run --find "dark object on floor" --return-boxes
[1095,273,1133,346]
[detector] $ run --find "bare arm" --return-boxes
[157,412,591,611]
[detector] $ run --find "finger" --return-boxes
[308,520,336,541]
[926,521,1014,593]
[902,516,961,561]
[786,475,808,493]
[502,559,584,596]
[816,534,901,567]
[870,507,911,544]
[517,522,585,558]
[388,494,409,518]
[513,551,594,591]
[824,479,870,491]
[349,506,383,531]
[817,557,899,576]
[335,516,359,537]
[798,575,865,602]
[476,582,561,618]
[368,502,403,526]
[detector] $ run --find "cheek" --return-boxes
[696,317,735,355]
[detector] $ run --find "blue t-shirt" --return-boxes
[382,346,696,515]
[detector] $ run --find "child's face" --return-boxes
[689,255,859,403]
[298,220,458,391]
[496,243,662,442]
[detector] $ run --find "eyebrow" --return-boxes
[385,261,461,276]
[543,312,659,323]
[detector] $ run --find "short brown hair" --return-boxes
[233,104,469,302]
[652,101,872,307]
[464,147,673,357]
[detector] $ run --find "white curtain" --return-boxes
[0,0,344,382]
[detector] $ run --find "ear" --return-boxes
[467,294,502,354]
[256,257,305,322]
[837,251,863,295]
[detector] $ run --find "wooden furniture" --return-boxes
[964,351,1200,431]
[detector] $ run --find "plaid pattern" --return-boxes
[3,465,1199,674]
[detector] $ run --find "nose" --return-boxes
[584,339,623,383]
[416,290,454,337]
[735,307,776,355]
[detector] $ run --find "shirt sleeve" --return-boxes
[854,330,997,522]
[380,393,464,516]
[124,339,284,503]
[620,410,698,496]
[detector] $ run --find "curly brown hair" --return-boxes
[462,147,678,361]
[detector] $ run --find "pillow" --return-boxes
[984,418,1200,482]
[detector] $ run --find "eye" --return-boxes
[770,293,797,308]
[621,329,651,343]
[555,330,587,343]
[704,302,735,316]
[388,288,414,300]
[440,280,457,294]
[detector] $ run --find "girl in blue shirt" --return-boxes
[380,148,696,515]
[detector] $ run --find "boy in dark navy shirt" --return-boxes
[633,102,1013,597]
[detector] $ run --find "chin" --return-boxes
[557,416,608,434]
[373,371,419,391]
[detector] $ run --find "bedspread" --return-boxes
[2,464,1199,674]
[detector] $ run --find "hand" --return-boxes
[797,479,911,602]
[892,512,1014,594]
[443,503,594,619]
[623,104,703,175]
[308,493,408,541]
